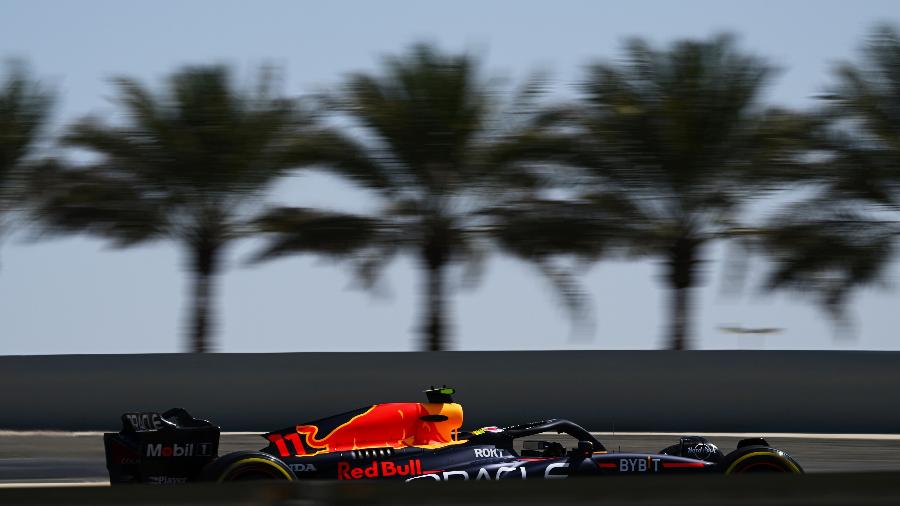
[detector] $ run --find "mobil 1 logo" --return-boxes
[144,441,215,458]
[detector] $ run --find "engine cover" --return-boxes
[659,436,724,463]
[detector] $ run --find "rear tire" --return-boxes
[201,451,295,482]
[722,446,803,474]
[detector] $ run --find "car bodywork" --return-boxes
[104,387,802,484]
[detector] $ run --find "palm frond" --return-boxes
[755,199,898,320]
[249,206,383,262]
[280,128,394,191]
[27,160,165,247]
[0,60,54,184]
[490,197,635,261]
[337,43,494,194]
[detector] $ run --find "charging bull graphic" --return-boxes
[264,402,464,457]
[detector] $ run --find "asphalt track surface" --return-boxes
[2,432,900,485]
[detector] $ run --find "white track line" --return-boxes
[0,481,108,489]
[0,431,107,437]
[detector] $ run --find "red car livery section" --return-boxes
[266,402,464,457]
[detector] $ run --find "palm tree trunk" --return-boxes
[188,242,219,354]
[422,261,447,351]
[668,284,692,351]
[665,237,699,351]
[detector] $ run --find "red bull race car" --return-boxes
[103,387,802,484]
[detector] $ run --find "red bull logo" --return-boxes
[337,459,425,480]
[267,402,463,457]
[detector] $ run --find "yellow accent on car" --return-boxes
[725,451,801,474]
[218,457,292,482]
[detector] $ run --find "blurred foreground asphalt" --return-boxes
[2,473,900,506]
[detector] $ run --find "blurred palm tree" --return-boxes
[252,44,544,351]
[29,66,326,353]
[0,61,53,270]
[753,26,900,326]
[512,35,811,350]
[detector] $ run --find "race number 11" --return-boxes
[267,433,305,456]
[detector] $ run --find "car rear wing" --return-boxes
[104,408,220,484]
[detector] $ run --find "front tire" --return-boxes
[201,451,295,482]
[722,446,803,474]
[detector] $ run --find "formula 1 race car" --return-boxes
[104,387,802,484]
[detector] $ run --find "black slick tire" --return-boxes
[201,451,295,482]
[721,446,803,474]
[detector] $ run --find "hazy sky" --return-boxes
[2,0,899,354]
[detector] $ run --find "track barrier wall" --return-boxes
[1,351,897,432]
